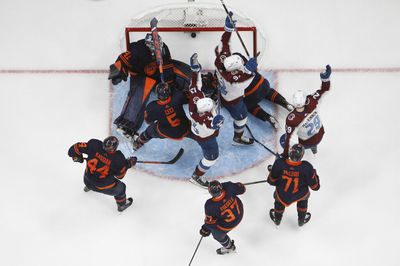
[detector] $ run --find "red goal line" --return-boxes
[0,67,399,74]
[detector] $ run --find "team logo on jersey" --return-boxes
[144,62,157,76]
[193,96,200,104]
[288,113,295,121]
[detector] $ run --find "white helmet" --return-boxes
[196,97,214,113]
[223,54,244,72]
[292,90,307,108]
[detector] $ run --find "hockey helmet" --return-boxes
[103,136,119,154]
[292,90,307,108]
[208,180,223,197]
[196,97,214,113]
[156,82,170,101]
[289,143,305,162]
[223,54,244,72]
[145,33,163,52]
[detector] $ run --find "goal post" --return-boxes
[120,1,267,70]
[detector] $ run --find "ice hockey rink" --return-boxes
[1,0,399,265]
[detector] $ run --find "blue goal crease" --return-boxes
[110,71,278,180]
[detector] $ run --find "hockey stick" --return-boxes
[245,124,281,158]
[136,148,184,164]
[219,0,250,57]
[83,148,184,165]
[243,180,268,186]
[188,236,203,266]
[150,17,165,83]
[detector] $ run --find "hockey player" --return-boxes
[214,12,255,145]
[267,144,320,226]
[244,75,293,129]
[108,32,191,141]
[187,53,224,188]
[131,82,190,150]
[200,180,246,255]
[282,65,331,158]
[68,136,137,212]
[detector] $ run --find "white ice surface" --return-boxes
[0,1,399,266]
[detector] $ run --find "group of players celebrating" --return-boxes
[68,11,331,256]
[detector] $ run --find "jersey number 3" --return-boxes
[221,198,241,223]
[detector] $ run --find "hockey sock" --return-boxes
[297,200,308,220]
[249,105,271,122]
[266,88,288,107]
[115,194,127,205]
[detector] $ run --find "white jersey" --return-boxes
[215,68,253,102]
[190,101,218,139]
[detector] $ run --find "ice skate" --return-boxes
[116,126,137,142]
[267,115,281,129]
[131,135,145,151]
[117,197,133,212]
[216,240,236,255]
[298,212,311,227]
[232,135,254,146]
[269,209,282,226]
[189,174,209,189]
[83,186,90,192]
[310,146,318,154]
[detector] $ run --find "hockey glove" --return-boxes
[320,65,331,81]
[199,225,211,237]
[224,11,236,32]
[108,63,128,85]
[190,53,202,72]
[244,57,258,73]
[72,156,84,163]
[127,156,137,168]
[211,114,224,129]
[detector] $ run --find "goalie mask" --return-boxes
[103,136,119,154]
[223,54,244,72]
[145,33,163,53]
[156,82,170,101]
[292,90,307,109]
[196,97,214,113]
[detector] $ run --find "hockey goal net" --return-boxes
[120,1,267,70]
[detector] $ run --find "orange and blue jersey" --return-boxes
[68,139,129,189]
[267,158,320,206]
[203,182,246,232]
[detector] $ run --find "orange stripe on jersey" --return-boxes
[95,182,116,190]
[285,159,302,166]
[163,63,174,70]
[115,167,127,179]
[244,76,264,96]
[270,90,278,102]
[156,125,190,140]
[142,78,157,103]
[73,144,82,156]
[173,67,189,79]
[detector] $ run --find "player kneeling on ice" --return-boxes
[281,65,331,158]
[267,144,320,226]
[200,180,246,255]
[187,53,224,188]
[68,136,137,212]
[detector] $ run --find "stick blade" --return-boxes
[150,17,158,30]
[169,148,184,164]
